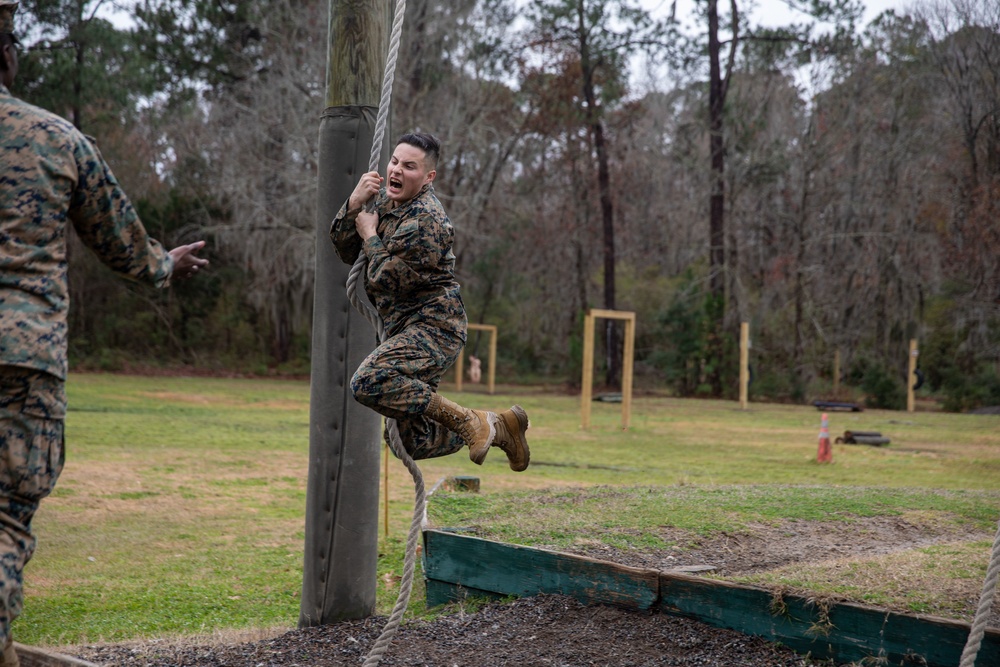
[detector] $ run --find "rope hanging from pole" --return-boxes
[342,1,418,665]
[959,514,1000,667]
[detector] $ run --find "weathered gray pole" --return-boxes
[301,0,389,626]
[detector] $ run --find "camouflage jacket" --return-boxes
[330,184,466,341]
[0,84,173,380]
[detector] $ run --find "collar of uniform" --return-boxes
[0,83,9,96]
[382,183,433,218]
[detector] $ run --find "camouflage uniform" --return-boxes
[0,80,174,644]
[330,183,469,460]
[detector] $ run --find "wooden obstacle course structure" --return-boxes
[14,643,99,667]
[454,323,497,394]
[422,528,999,667]
[580,309,635,430]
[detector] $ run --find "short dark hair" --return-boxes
[397,132,440,170]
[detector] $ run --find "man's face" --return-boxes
[386,142,435,204]
[0,38,17,89]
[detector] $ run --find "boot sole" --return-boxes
[500,405,530,471]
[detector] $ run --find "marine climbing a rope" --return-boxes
[329,131,530,471]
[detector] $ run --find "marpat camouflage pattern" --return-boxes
[0,84,174,380]
[330,183,469,459]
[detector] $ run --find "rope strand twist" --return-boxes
[341,2,416,665]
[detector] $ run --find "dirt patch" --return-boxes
[566,515,987,575]
[567,515,1000,627]
[61,515,999,666]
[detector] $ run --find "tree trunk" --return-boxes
[73,0,84,130]
[577,0,619,388]
[706,0,726,395]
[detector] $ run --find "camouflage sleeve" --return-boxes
[67,136,173,288]
[362,210,451,297]
[329,199,363,265]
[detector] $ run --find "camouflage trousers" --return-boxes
[351,322,466,461]
[0,367,65,644]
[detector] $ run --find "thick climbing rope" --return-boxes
[342,2,418,666]
[959,515,1000,667]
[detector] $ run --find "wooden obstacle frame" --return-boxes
[580,309,635,430]
[454,323,497,394]
[14,643,99,667]
[422,528,999,667]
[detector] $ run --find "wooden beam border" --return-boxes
[422,528,1000,667]
[15,643,100,667]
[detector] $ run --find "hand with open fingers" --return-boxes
[349,171,384,211]
[169,240,209,280]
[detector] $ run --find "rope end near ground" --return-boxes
[361,420,425,667]
[958,515,1000,667]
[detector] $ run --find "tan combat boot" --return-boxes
[487,405,530,472]
[426,393,494,460]
[425,394,530,471]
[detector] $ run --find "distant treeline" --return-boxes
[15,0,999,411]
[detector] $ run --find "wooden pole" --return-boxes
[581,311,596,429]
[739,322,749,410]
[383,441,389,538]
[487,325,497,395]
[301,0,388,627]
[454,353,464,392]
[907,339,918,413]
[621,312,635,429]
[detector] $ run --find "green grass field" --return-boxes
[19,373,1000,648]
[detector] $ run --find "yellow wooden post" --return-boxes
[739,322,749,410]
[621,312,635,429]
[454,353,464,392]
[487,325,497,395]
[383,440,389,538]
[907,339,918,413]
[581,309,636,430]
[581,311,596,429]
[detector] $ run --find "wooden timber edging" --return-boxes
[422,528,1000,667]
[14,643,100,667]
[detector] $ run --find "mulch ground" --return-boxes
[72,594,827,666]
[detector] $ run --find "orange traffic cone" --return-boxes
[817,412,833,463]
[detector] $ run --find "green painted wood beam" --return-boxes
[423,529,1000,667]
[658,571,1000,666]
[423,529,659,610]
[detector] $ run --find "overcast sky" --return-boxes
[97,0,914,30]
[646,0,913,29]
